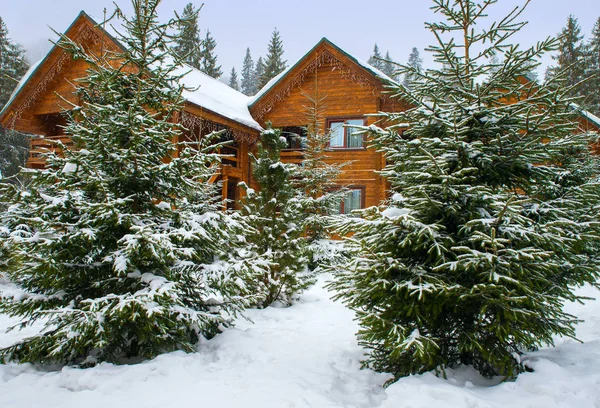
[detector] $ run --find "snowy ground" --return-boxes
[1,275,599,408]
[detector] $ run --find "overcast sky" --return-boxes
[1,0,599,82]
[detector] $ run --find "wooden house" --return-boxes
[0,12,262,207]
[1,11,599,213]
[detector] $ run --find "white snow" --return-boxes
[1,275,600,408]
[381,207,410,219]
[175,64,263,132]
[570,103,600,130]
[61,162,77,174]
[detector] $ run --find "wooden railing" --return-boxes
[280,150,304,164]
[28,135,73,168]
[219,145,239,168]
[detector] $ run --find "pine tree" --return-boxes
[172,3,203,70]
[258,29,286,89]
[0,0,257,365]
[228,67,239,90]
[402,47,423,88]
[546,16,586,93]
[329,0,600,383]
[253,56,265,92]
[0,16,29,107]
[584,17,600,116]
[240,48,255,95]
[368,44,383,70]
[382,51,396,78]
[0,16,30,181]
[295,90,346,261]
[200,30,222,78]
[239,127,313,307]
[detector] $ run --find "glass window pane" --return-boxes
[329,121,344,147]
[346,119,364,148]
[346,189,362,213]
[340,189,362,214]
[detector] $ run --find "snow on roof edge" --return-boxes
[176,63,263,132]
[570,103,600,129]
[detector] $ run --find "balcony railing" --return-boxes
[28,135,73,168]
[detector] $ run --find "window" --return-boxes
[281,126,307,150]
[328,118,365,148]
[338,188,364,215]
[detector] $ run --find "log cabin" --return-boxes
[0,11,263,208]
[1,11,599,213]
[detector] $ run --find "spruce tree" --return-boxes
[0,0,257,365]
[172,3,203,70]
[295,91,346,262]
[240,47,255,96]
[0,16,29,107]
[402,47,423,88]
[228,67,239,90]
[584,17,600,116]
[546,16,586,92]
[253,56,265,92]
[239,127,313,307]
[0,17,29,181]
[382,51,396,78]
[258,29,286,89]
[329,0,600,383]
[200,30,222,78]
[368,44,383,70]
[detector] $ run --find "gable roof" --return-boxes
[248,37,399,113]
[0,11,262,132]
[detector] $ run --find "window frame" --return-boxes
[327,117,366,150]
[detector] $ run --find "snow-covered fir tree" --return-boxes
[258,29,286,89]
[0,16,29,181]
[402,47,423,89]
[228,67,239,90]
[329,0,600,383]
[381,51,396,78]
[240,47,255,96]
[294,90,345,263]
[239,127,313,307]
[253,56,265,92]
[172,3,203,70]
[0,16,29,107]
[368,44,383,70]
[200,30,222,78]
[0,0,259,365]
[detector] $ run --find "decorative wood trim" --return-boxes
[252,49,384,121]
[180,111,257,145]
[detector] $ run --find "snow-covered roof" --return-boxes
[249,37,399,108]
[175,65,262,131]
[0,11,261,132]
[571,103,600,129]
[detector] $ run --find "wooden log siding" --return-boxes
[250,47,408,208]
